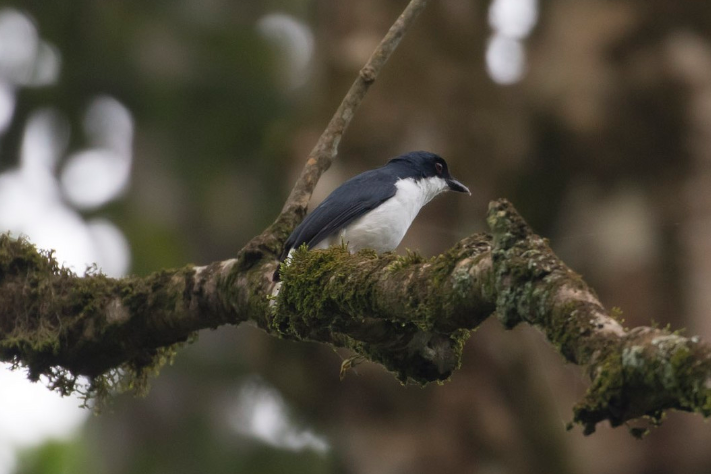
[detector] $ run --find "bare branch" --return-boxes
[247,0,430,263]
[281,0,429,216]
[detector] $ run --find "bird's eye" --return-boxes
[435,162,443,174]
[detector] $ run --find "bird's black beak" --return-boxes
[447,177,471,195]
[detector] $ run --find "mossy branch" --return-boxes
[485,200,711,435]
[243,0,430,266]
[3,200,711,433]
[0,235,239,397]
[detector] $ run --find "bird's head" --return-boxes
[387,151,471,195]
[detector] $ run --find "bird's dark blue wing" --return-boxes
[280,169,397,261]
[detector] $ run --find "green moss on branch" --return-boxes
[486,199,711,434]
[272,237,494,384]
[5,198,711,437]
[573,329,711,435]
[0,234,232,404]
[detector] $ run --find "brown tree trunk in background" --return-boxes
[257,1,711,473]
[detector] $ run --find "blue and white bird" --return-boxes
[274,151,470,280]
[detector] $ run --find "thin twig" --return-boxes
[240,0,430,266]
[279,0,430,218]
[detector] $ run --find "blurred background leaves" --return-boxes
[2,0,711,473]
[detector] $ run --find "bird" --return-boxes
[273,151,470,281]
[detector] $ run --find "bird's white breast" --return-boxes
[313,176,448,253]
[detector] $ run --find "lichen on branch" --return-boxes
[485,200,711,435]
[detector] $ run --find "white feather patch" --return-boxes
[314,176,449,253]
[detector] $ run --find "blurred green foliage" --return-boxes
[16,438,94,474]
